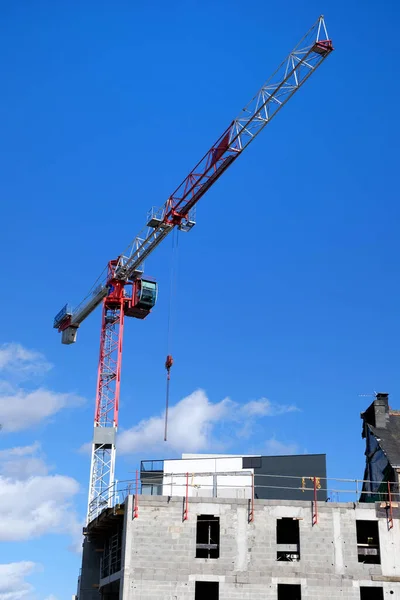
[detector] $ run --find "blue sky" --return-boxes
[0,0,399,598]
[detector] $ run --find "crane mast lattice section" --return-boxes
[87,264,158,521]
[88,263,125,521]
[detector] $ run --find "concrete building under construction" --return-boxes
[76,393,400,600]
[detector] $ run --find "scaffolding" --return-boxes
[100,527,122,579]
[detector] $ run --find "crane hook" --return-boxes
[165,354,174,374]
[164,354,174,441]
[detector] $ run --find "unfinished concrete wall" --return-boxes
[119,495,400,600]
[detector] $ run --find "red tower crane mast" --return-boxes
[53,16,333,523]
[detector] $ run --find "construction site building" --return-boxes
[77,394,400,600]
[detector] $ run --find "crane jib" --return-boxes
[169,153,238,219]
[54,18,333,343]
[54,19,333,343]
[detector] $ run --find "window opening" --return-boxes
[195,581,219,600]
[141,483,162,496]
[196,515,220,559]
[360,587,384,600]
[276,518,300,562]
[356,520,380,564]
[101,580,120,600]
[277,583,302,599]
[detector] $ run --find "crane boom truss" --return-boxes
[58,16,332,334]
[55,17,333,523]
[116,17,332,281]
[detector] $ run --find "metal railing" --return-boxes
[88,472,399,524]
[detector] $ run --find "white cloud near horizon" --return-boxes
[119,389,299,456]
[0,473,80,542]
[0,443,81,546]
[0,443,49,479]
[0,561,37,600]
[0,343,52,377]
[0,342,84,433]
[264,438,300,455]
[0,342,84,576]
[0,562,60,600]
[241,398,298,417]
[119,389,230,455]
[0,387,84,433]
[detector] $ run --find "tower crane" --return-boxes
[53,16,333,523]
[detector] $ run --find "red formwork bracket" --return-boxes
[248,472,255,523]
[132,469,139,519]
[302,476,320,526]
[183,472,189,522]
[312,477,319,526]
[387,481,394,530]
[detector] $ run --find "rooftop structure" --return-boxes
[140,453,327,502]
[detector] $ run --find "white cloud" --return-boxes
[0,343,84,556]
[0,444,81,545]
[0,343,51,377]
[0,443,49,479]
[264,438,299,455]
[44,596,58,600]
[0,342,85,432]
[120,390,231,455]
[0,561,37,600]
[241,398,299,417]
[119,389,299,456]
[0,473,80,542]
[78,441,92,455]
[0,387,84,433]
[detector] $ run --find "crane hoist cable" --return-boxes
[164,228,179,441]
[164,354,173,441]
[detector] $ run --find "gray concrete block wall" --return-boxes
[118,495,400,600]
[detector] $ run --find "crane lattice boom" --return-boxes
[54,16,333,522]
[55,16,332,339]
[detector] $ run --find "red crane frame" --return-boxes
[54,16,333,523]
